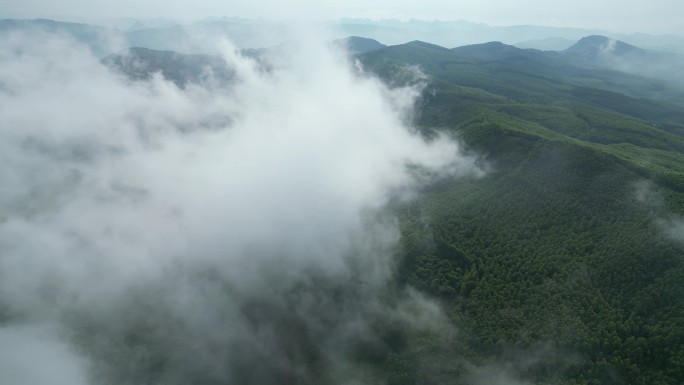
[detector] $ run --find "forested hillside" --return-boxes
[358,39,684,385]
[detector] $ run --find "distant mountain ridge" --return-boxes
[566,35,646,57]
[333,36,386,54]
[0,18,117,56]
[362,34,684,86]
[3,18,684,54]
[102,47,234,87]
[2,19,682,85]
[562,35,684,82]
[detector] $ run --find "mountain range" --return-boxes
[3,19,684,384]
[3,18,682,86]
[355,35,684,385]
[3,18,684,54]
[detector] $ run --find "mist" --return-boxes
[0,26,480,384]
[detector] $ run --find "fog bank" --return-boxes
[0,28,479,384]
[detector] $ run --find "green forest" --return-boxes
[357,39,684,385]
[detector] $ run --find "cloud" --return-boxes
[463,344,581,385]
[633,180,684,245]
[633,179,665,209]
[0,27,480,383]
[662,219,684,244]
[0,324,89,385]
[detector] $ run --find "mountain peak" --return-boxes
[452,41,514,52]
[402,40,450,51]
[450,41,535,61]
[333,36,386,54]
[565,35,641,57]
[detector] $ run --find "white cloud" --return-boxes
[0,27,478,383]
[0,325,89,385]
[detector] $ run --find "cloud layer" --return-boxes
[0,29,480,383]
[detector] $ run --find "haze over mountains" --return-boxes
[4,17,684,87]
[96,29,684,90]
[1,15,684,385]
[3,17,684,54]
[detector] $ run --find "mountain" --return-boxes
[357,38,684,384]
[562,35,684,83]
[0,18,289,56]
[333,36,386,54]
[0,18,118,56]
[334,18,606,48]
[565,35,647,58]
[363,38,684,108]
[450,40,549,62]
[102,47,234,87]
[4,18,684,58]
[514,37,576,50]
[334,19,684,54]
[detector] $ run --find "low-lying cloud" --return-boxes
[0,28,480,384]
[633,180,684,245]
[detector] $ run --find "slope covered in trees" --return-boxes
[358,39,684,385]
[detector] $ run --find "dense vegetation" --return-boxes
[357,39,684,385]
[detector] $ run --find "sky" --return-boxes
[1,0,683,36]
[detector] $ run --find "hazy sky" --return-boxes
[1,0,683,35]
